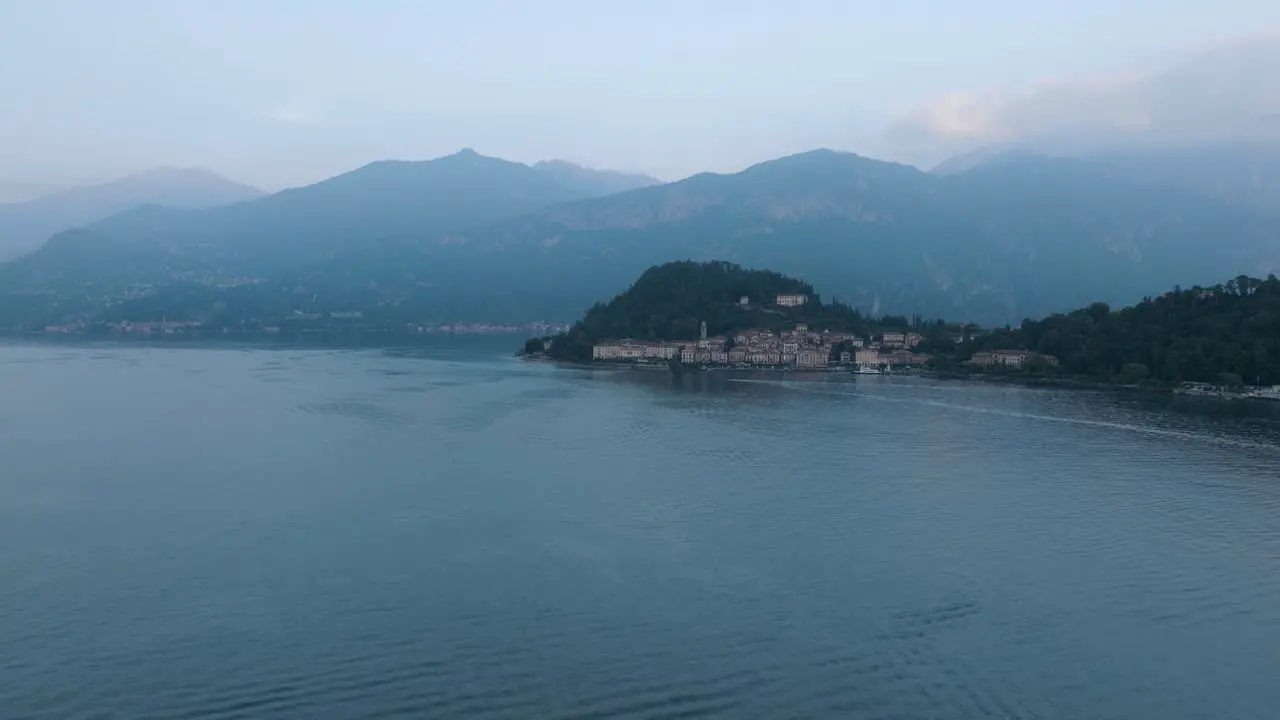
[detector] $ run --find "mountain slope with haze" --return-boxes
[371,149,1280,324]
[532,160,661,196]
[25,149,657,268]
[0,168,263,260]
[935,142,1280,216]
[3,148,1278,330]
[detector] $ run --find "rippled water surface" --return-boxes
[3,341,1279,719]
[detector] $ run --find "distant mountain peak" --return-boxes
[430,147,519,171]
[131,165,207,176]
[931,145,1052,174]
[733,149,924,188]
[745,148,914,172]
[746,148,849,167]
[533,158,637,173]
[530,158,662,195]
[117,166,257,187]
[534,159,591,173]
[0,166,265,259]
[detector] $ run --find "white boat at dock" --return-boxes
[851,364,885,375]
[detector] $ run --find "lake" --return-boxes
[2,340,1279,719]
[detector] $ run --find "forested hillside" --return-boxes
[544,261,868,360]
[974,275,1280,385]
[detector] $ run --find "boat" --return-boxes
[851,364,884,375]
[1249,386,1280,401]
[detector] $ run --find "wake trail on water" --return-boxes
[727,378,1280,454]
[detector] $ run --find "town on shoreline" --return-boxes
[585,293,1058,373]
[537,268,1280,404]
[590,326,1053,372]
[582,316,1280,402]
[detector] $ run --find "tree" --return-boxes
[1023,354,1057,375]
[955,274,1280,386]
[1119,363,1149,384]
[926,354,961,371]
[1036,329,1065,357]
[1217,372,1244,387]
[915,336,956,355]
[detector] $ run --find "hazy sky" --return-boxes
[2,0,1278,194]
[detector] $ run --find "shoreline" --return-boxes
[518,354,844,375]
[2,332,529,351]
[522,354,1280,402]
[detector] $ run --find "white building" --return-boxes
[882,332,906,347]
[593,343,648,360]
[643,344,679,360]
[776,294,808,308]
[594,341,683,361]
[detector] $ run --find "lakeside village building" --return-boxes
[968,349,1060,368]
[593,321,930,369]
[591,294,938,369]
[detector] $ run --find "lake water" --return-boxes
[2,340,1279,719]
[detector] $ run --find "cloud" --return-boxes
[883,32,1280,165]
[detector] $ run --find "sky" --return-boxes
[1,0,1278,196]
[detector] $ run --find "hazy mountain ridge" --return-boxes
[0,168,264,260]
[444,151,925,245]
[935,142,1280,216]
[393,149,1278,324]
[532,160,662,196]
[30,150,666,262]
[3,148,1279,329]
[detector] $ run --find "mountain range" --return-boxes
[935,143,1280,217]
[0,168,265,261]
[1,145,1278,330]
[399,148,1280,324]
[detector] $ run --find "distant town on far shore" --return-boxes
[586,292,1053,372]
[525,260,1280,402]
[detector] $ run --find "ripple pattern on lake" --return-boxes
[296,399,418,426]
[2,346,1280,719]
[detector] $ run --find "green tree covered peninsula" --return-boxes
[535,260,1280,389]
[540,261,869,360]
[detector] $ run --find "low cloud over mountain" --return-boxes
[884,33,1280,165]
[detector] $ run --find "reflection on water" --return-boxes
[1,342,1278,719]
